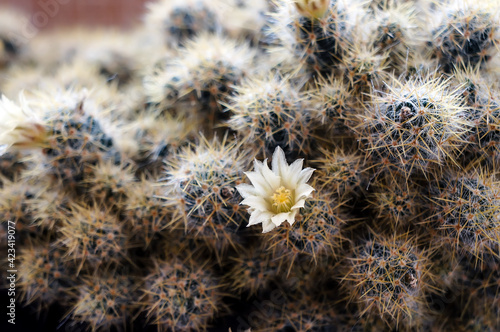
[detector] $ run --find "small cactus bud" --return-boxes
[294,0,331,19]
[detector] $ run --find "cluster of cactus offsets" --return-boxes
[3,0,500,330]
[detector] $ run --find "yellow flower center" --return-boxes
[272,186,294,213]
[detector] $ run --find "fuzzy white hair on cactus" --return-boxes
[236,146,315,233]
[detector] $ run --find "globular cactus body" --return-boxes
[431,0,500,72]
[18,241,75,310]
[58,203,129,272]
[428,170,500,261]
[163,136,250,254]
[227,75,316,158]
[142,258,223,331]
[342,233,433,328]
[358,75,469,176]
[70,273,138,332]
[267,0,352,75]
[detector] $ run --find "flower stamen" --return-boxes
[272,186,294,213]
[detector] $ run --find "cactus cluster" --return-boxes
[2,0,500,331]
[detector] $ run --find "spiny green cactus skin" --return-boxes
[129,112,197,175]
[225,243,280,297]
[0,179,37,235]
[368,174,425,228]
[57,203,129,272]
[144,34,255,120]
[368,1,419,68]
[123,179,174,248]
[307,76,355,136]
[30,185,69,230]
[455,72,500,165]
[313,147,368,199]
[341,45,389,95]
[267,0,352,76]
[83,160,136,209]
[266,186,346,267]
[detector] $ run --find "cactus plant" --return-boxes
[357,74,470,176]
[266,0,353,76]
[69,271,139,332]
[144,33,256,119]
[227,74,316,158]
[163,135,251,255]
[265,184,346,267]
[18,240,76,311]
[4,1,500,330]
[342,232,434,328]
[427,169,500,262]
[57,203,130,273]
[430,0,500,72]
[141,257,224,331]
[144,0,221,47]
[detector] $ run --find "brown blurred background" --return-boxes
[0,0,150,29]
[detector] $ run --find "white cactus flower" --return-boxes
[236,146,315,233]
[0,95,45,154]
